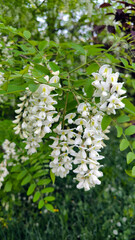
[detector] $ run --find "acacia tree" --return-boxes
[0,0,135,212]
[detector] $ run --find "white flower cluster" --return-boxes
[13,72,60,155]
[0,139,29,188]
[49,124,73,178]
[72,104,109,191]
[0,35,13,61]
[49,65,126,191]
[0,160,8,189]
[0,139,18,188]
[2,139,18,161]
[49,103,109,191]
[92,65,126,115]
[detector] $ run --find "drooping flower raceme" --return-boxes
[49,102,109,191]
[2,139,18,162]
[92,65,126,115]
[0,160,8,189]
[49,123,74,178]
[72,105,109,191]
[13,73,60,155]
[0,139,18,188]
[49,65,126,191]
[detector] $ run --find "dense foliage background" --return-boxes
[0,0,135,239]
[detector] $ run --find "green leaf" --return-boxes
[72,79,87,88]
[45,203,54,212]
[27,183,36,196]
[19,65,29,75]
[17,170,27,180]
[2,81,8,91]
[117,115,130,123]
[33,191,41,202]
[38,199,44,209]
[125,125,135,136]
[33,170,48,178]
[37,178,51,186]
[84,45,104,56]
[29,40,38,46]
[120,139,129,151]
[21,175,32,186]
[120,57,128,67]
[49,41,58,47]
[84,79,94,98]
[23,30,31,39]
[4,181,12,192]
[132,63,135,70]
[41,187,54,194]
[86,63,99,75]
[28,83,39,92]
[125,169,133,177]
[132,141,135,149]
[115,125,123,138]
[7,26,18,34]
[48,62,60,71]
[44,196,55,202]
[122,99,135,116]
[101,115,112,131]
[68,42,85,54]
[127,152,135,164]
[50,170,55,184]
[11,165,21,172]
[132,166,135,176]
[105,53,120,63]
[0,84,27,95]
[33,64,50,75]
[132,80,135,90]
[38,41,48,51]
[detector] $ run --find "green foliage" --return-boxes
[4,181,12,192]
[122,99,135,116]
[27,183,36,196]
[116,125,123,138]
[125,126,135,136]
[120,139,129,151]
[33,191,41,203]
[126,152,135,165]
[50,170,55,185]
[101,115,112,131]
[117,115,130,124]
[23,30,31,40]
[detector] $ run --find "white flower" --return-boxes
[65,113,76,124]
[116,222,121,227]
[107,72,119,83]
[92,66,126,115]
[92,72,103,81]
[113,230,118,235]
[52,70,60,76]
[111,82,126,95]
[49,76,59,84]
[44,75,49,81]
[77,103,91,117]
[99,64,112,77]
